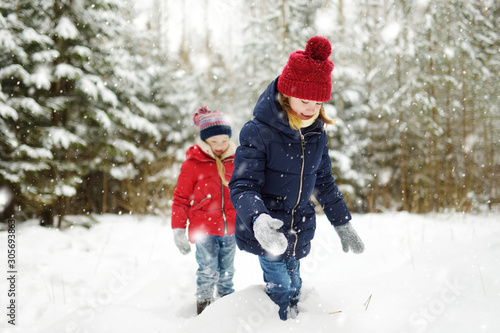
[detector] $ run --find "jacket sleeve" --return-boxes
[313,138,352,227]
[228,121,269,233]
[171,160,196,229]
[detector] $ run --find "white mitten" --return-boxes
[253,214,288,256]
[173,228,191,255]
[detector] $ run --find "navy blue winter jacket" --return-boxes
[229,77,351,260]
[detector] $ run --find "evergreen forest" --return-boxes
[1,0,499,226]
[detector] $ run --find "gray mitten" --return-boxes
[253,214,288,256]
[173,228,191,255]
[334,222,365,253]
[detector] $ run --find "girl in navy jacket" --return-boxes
[229,36,364,320]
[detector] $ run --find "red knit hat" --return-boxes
[277,36,334,102]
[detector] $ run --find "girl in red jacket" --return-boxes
[171,107,237,315]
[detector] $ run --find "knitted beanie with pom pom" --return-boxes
[193,106,232,140]
[277,36,334,102]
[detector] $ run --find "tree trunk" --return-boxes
[427,26,440,211]
[102,172,108,214]
[281,0,288,46]
[460,54,471,212]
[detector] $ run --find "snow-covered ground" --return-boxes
[1,212,499,333]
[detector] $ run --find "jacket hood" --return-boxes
[254,77,323,138]
[185,138,236,162]
[254,77,295,137]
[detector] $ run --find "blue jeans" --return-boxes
[258,255,302,320]
[195,234,236,300]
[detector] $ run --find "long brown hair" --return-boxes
[278,93,335,130]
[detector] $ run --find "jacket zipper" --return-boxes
[290,130,306,257]
[221,179,227,234]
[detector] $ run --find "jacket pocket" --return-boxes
[194,194,212,210]
[297,201,316,216]
[307,200,316,212]
[262,194,284,211]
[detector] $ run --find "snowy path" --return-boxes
[0,212,499,332]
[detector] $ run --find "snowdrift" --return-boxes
[0,212,499,332]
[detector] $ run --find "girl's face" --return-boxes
[205,134,230,157]
[289,97,322,120]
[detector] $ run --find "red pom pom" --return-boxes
[305,36,331,61]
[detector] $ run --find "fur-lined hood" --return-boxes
[187,137,237,161]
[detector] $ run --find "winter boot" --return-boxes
[197,298,212,315]
[289,298,299,319]
[289,303,299,319]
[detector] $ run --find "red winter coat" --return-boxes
[171,139,236,243]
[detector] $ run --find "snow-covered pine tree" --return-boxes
[449,0,500,211]
[0,0,86,224]
[400,0,500,212]
[323,0,397,212]
[0,0,164,223]
[327,0,500,213]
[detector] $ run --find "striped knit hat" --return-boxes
[193,106,232,140]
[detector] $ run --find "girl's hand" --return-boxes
[253,214,288,256]
[173,228,191,255]
[334,222,365,254]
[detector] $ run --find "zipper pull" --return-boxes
[299,130,305,148]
